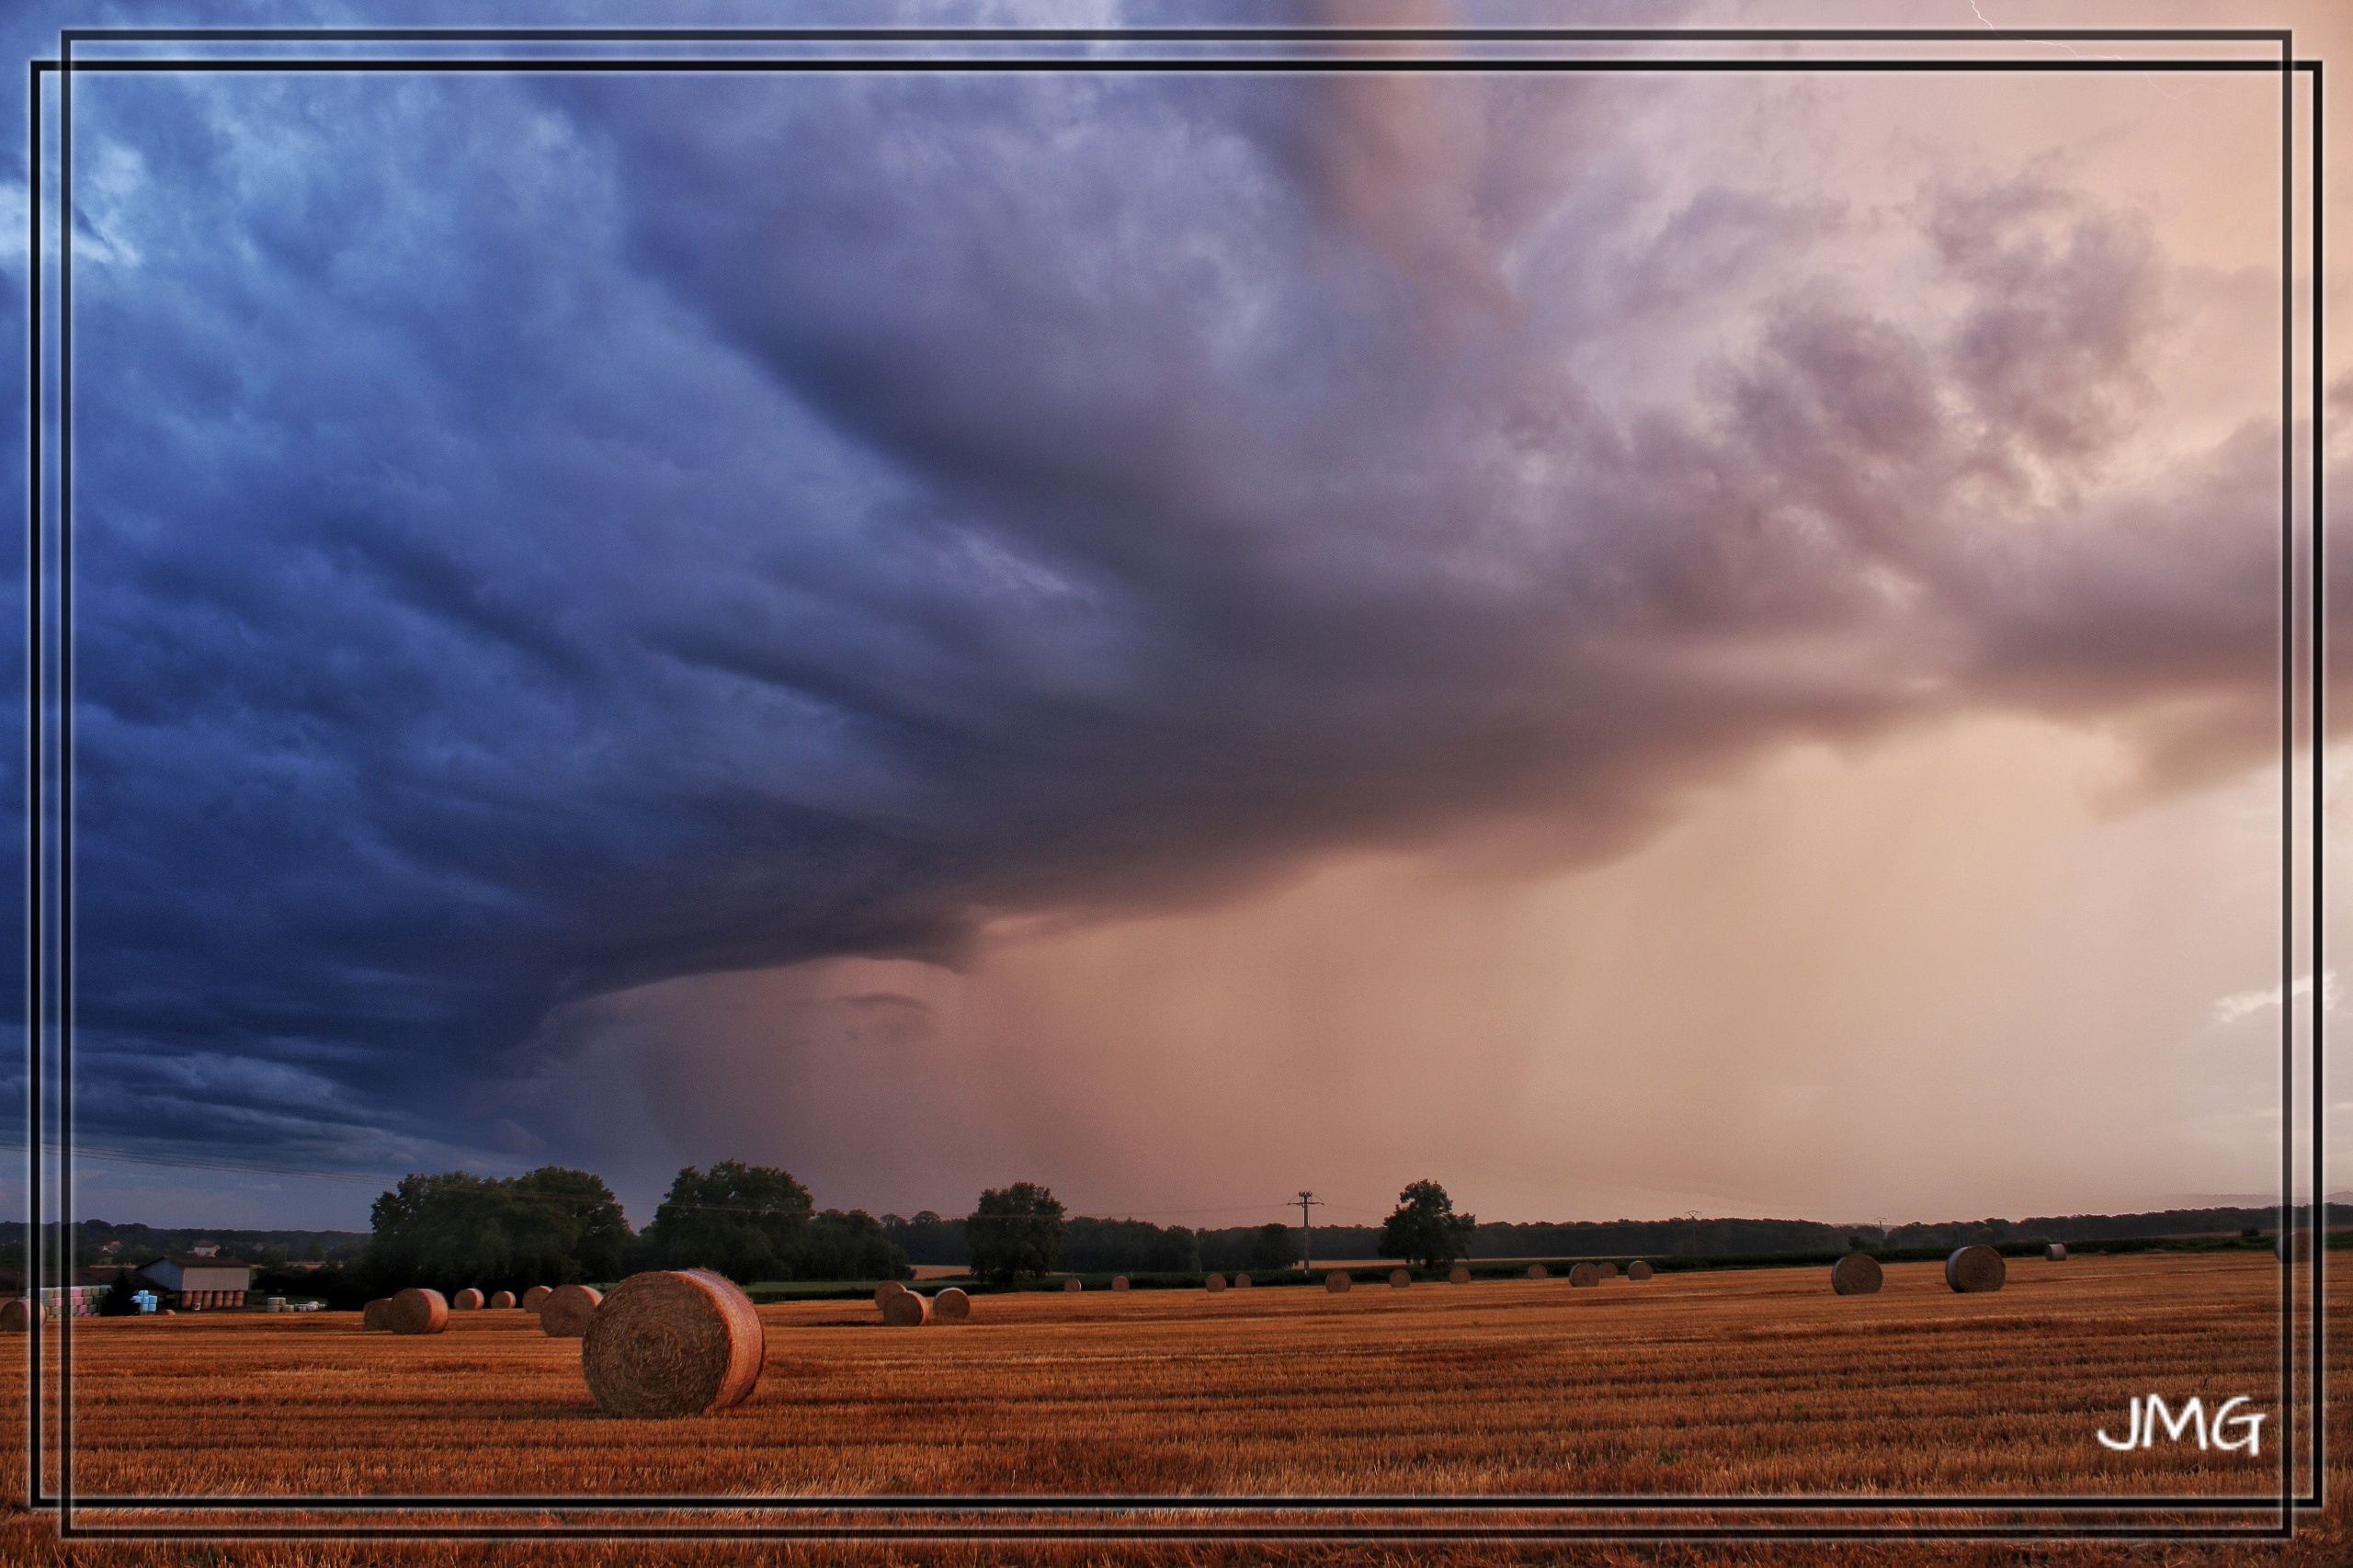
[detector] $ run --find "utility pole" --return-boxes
[1297,1190,1324,1271]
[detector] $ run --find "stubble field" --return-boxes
[2,1252,2345,1567]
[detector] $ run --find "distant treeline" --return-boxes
[0,1220,370,1268]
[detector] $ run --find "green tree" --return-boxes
[639,1161,814,1284]
[966,1182,1068,1284]
[1245,1221,1299,1272]
[1379,1179,1476,1271]
[359,1166,633,1297]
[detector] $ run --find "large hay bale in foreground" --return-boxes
[582,1269,764,1418]
[1233,1273,1253,1289]
[360,1299,391,1331]
[881,1289,931,1327]
[522,1286,551,1312]
[490,1290,517,1310]
[2046,1244,2067,1262]
[932,1287,970,1323]
[1568,1262,1601,1288]
[1526,1264,1549,1280]
[873,1280,906,1306]
[1063,1278,1083,1293]
[540,1284,602,1338]
[1,1299,28,1333]
[1389,1268,1411,1289]
[1324,1271,1352,1293]
[1204,1274,1226,1293]
[385,1288,449,1335]
[1831,1254,1882,1296]
[1448,1265,1471,1284]
[452,1288,484,1312]
[1945,1245,2006,1294]
[1112,1276,1131,1292]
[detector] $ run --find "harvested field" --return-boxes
[3,1254,2344,1566]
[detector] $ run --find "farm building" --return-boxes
[139,1252,253,1310]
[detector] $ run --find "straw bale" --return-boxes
[489,1290,517,1310]
[522,1286,552,1312]
[1389,1268,1411,1289]
[582,1269,765,1417]
[1945,1245,2006,1293]
[451,1288,484,1312]
[2045,1244,2067,1262]
[1448,1264,1471,1284]
[1830,1254,1882,1295]
[1111,1276,1131,1292]
[1324,1271,1352,1293]
[1525,1264,1548,1280]
[1233,1273,1253,1289]
[540,1283,603,1337]
[385,1288,449,1335]
[881,1288,931,1326]
[1063,1278,1083,1293]
[1628,1261,1654,1281]
[932,1287,971,1323]
[0,1300,28,1333]
[1568,1262,1601,1288]
[1204,1274,1226,1293]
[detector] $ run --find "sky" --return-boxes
[6,1,2349,1233]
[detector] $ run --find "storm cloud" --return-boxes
[16,15,2328,1203]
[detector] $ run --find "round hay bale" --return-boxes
[1628,1260,1654,1281]
[932,1287,971,1323]
[1389,1268,1411,1289]
[522,1285,552,1312]
[1597,1261,1620,1279]
[1568,1262,1601,1288]
[1,1299,28,1333]
[1448,1264,1471,1284]
[1526,1263,1549,1280]
[1063,1278,1083,1293]
[452,1288,484,1312]
[873,1280,907,1307]
[490,1290,517,1310]
[2045,1244,2067,1262]
[540,1283,602,1338]
[1831,1254,1882,1296]
[1204,1273,1227,1293]
[881,1288,931,1327]
[385,1288,449,1335]
[1945,1245,2005,1294]
[1112,1276,1131,1292]
[1324,1270,1352,1293]
[360,1298,392,1331]
[2278,1232,2314,1263]
[582,1269,764,1418]
[1233,1273,1253,1289]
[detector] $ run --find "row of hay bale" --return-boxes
[360,1282,604,1336]
[1828,1244,2012,1297]
[874,1279,971,1324]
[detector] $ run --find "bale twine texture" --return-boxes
[881,1289,931,1327]
[1945,1245,2006,1293]
[1324,1271,1352,1294]
[490,1290,517,1310]
[932,1287,971,1323]
[1389,1268,1411,1289]
[1448,1265,1471,1284]
[540,1283,602,1338]
[582,1269,765,1419]
[2046,1244,2067,1262]
[1830,1254,1883,1296]
[1204,1273,1226,1293]
[1526,1264,1549,1280]
[522,1286,552,1312]
[1568,1262,1601,1288]
[1628,1261,1654,1281]
[1112,1276,1131,1292]
[452,1288,484,1312]
[385,1288,449,1335]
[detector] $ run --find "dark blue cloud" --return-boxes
[9,5,2312,1183]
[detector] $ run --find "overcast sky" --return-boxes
[6,1,2347,1231]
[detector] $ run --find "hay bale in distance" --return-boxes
[2046,1244,2067,1262]
[1112,1276,1131,1292]
[1628,1261,1654,1281]
[932,1287,971,1323]
[1324,1270,1353,1293]
[1233,1273,1253,1289]
[1389,1268,1411,1289]
[1063,1278,1083,1293]
[873,1280,906,1307]
[1831,1254,1882,1296]
[582,1269,764,1418]
[1448,1264,1471,1284]
[1568,1262,1601,1288]
[452,1288,484,1312]
[1526,1264,1549,1280]
[540,1284,602,1338]
[0,1299,28,1333]
[881,1289,931,1327]
[360,1299,392,1331]
[385,1288,449,1335]
[522,1285,552,1312]
[1204,1273,1226,1293]
[490,1290,517,1310]
[1945,1245,2006,1294]
[1597,1261,1620,1279]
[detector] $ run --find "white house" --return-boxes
[138,1254,253,1309]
